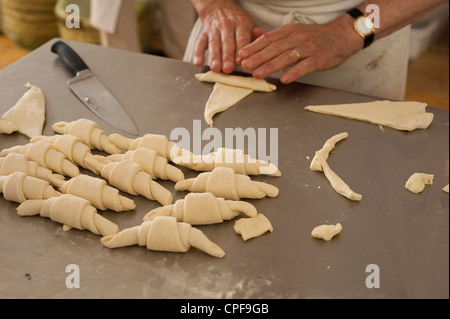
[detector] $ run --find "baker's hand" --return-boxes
[193,1,255,73]
[239,16,363,83]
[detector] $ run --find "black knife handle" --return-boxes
[51,41,89,74]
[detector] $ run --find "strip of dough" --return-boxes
[234,213,273,241]
[405,173,434,194]
[305,100,434,131]
[311,223,342,241]
[2,83,45,138]
[204,82,253,127]
[310,132,348,171]
[315,151,362,201]
[100,216,225,258]
[195,71,276,92]
[143,192,257,225]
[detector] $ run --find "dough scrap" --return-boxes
[106,147,184,182]
[0,171,61,203]
[52,118,120,154]
[174,167,279,200]
[100,216,225,258]
[305,100,434,131]
[2,83,45,138]
[49,174,136,212]
[233,213,273,241]
[204,82,253,126]
[84,155,172,206]
[143,192,257,225]
[0,141,80,178]
[173,147,281,176]
[109,133,185,161]
[443,184,449,193]
[0,153,64,185]
[195,71,277,92]
[311,223,342,241]
[405,173,434,194]
[0,115,18,134]
[16,194,119,236]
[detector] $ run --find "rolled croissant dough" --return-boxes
[311,223,342,241]
[305,100,434,131]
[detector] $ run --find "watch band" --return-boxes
[347,8,375,49]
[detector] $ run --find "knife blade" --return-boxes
[51,41,139,136]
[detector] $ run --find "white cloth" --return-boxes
[90,0,123,34]
[183,0,410,100]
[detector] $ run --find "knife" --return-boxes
[51,40,139,136]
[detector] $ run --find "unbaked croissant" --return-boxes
[0,140,80,178]
[173,147,281,176]
[0,171,61,203]
[100,216,225,258]
[84,155,173,206]
[49,174,136,212]
[0,116,18,134]
[16,194,119,236]
[143,192,257,225]
[106,147,184,182]
[30,134,97,173]
[108,133,186,160]
[52,118,121,154]
[174,167,279,200]
[0,153,64,185]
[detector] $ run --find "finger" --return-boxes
[193,33,208,66]
[239,25,289,59]
[252,27,268,39]
[208,29,222,72]
[252,48,302,79]
[235,24,253,65]
[241,40,294,71]
[220,26,236,73]
[280,56,318,84]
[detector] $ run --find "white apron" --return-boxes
[183,0,410,100]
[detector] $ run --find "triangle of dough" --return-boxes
[305,100,434,131]
[3,83,46,138]
[204,82,253,127]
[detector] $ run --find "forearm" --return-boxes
[356,0,447,40]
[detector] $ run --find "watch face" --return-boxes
[355,17,374,36]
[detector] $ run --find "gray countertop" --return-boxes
[0,39,448,299]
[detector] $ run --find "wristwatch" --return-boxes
[346,8,375,49]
